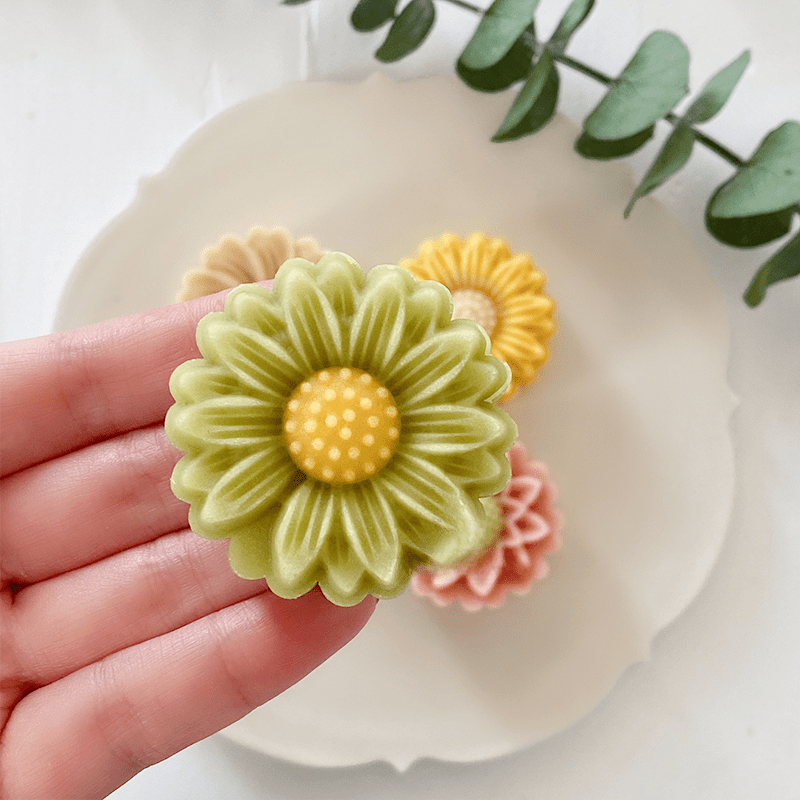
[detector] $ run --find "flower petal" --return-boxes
[465,547,505,597]
[171,449,237,505]
[505,474,544,509]
[429,357,509,405]
[433,450,510,496]
[377,453,458,526]
[403,404,512,454]
[406,233,463,285]
[503,291,555,321]
[225,284,285,338]
[348,267,409,376]
[489,253,537,298]
[399,279,453,348]
[339,482,401,585]
[311,253,364,320]
[199,445,297,533]
[430,566,466,589]
[197,315,305,400]
[463,232,509,285]
[169,396,280,449]
[240,228,294,279]
[169,361,240,404]
[319,530,369,604]
[377,452,491,565]
[209,236,261,281]
[272,480,335,588]
[275,260,344,373]
[387,320,490,409]
[226,509,283,578]
[512,509,551,546]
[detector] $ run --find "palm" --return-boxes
[0,293,374,799]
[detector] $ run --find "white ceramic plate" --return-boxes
[55,75,736,770]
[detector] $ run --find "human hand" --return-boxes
[0,293,376,799]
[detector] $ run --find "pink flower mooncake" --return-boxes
[412,442,562,611]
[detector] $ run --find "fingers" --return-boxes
[1,591,376,800]
[0,290,226,477]
[8,529,266,687]
[1,424,186,584]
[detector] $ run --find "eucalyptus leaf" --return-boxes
[460,0,540,71]
[705,183,795,247]
[351,0,399,32]
[710,121,800,217]
[575,126,654,160]
[329,0,800,308]
[549,0,595,52]
[282,0,313,4]
[685,50,750,124]
[493,50,555,139]
[492,56,559,142]
[744,231,800,306]
[375,0,435,62]
[583,31,690,140]
[625,123,695,216]
[456,32,534,92]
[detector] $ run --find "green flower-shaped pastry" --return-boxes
[166,253,517,606]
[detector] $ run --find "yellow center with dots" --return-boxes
[283,367,401,484]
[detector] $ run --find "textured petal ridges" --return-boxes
[400,232,556,401]
[412,441,563,611]
[176,226,325,301]
[166,252,517,606]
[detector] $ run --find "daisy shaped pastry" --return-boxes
[400,232,556,401]
[412,442,563,611]
[177,226,324,301]
[166,253,517,606]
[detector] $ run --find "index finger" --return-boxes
[0,290,236,477]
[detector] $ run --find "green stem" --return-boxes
[440,0,749,172]
[692,129,745,169]
[664,112,745,169]
[551,52,613,86]
[443,0,484,12]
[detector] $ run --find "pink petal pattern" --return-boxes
[412,441,562,611]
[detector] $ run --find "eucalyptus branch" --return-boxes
[662,114,745,170]
[292,0,800,305]
[444,0,752,172]
[550,53,611,86]
[443,0,484,12]
[554,54,751,173]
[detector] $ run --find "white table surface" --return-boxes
[2,1,799,798]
